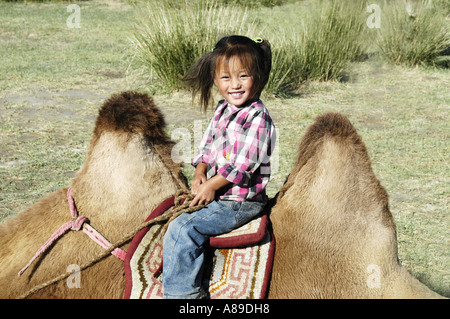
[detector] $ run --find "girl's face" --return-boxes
[214,56,254,106]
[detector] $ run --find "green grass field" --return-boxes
[0,0,448,296]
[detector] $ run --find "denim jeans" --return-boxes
[162,200,264,299]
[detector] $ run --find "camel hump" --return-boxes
[94,91,166,139]
[278,112,364,199]
[307,112,357,140]
[296,112,364,163]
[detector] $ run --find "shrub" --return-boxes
[127,0,287,9]
[376,1,450,67]
[130,0,257,91]
[264,35,304,96]
[300,0,366,81]
[130,0,366,96]
[264,0,366,95]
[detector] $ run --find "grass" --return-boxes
[375,0,450,67]
[130,0,258,91]
[130,0,368,96]
[130,0,449,96]
[0,0,448,296]
[127,0,291,8]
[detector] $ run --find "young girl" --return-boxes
[162,35,276,299]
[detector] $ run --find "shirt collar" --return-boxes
[219,98,261,114]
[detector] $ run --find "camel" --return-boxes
[0,91,188,298]
[0,91,443,298]
[267,113,443,298]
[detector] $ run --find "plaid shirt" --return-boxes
[192,99,276,202]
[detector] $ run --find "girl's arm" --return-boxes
[189,173,230,207]
[191,163,208,194]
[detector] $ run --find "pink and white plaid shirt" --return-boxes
[192,99,276,202]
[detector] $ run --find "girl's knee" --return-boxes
[164,213,190,241]
[164,213,208,248]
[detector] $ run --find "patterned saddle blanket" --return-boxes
[123,196,275,299]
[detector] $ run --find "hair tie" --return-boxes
[253,37,263,44]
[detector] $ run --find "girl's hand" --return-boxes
[189,182,216,207]
[191,163,208,195]
[189,174,231,207]
[191,174,207,195]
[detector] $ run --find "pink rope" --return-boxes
[18,188,126,277]
[67,188,127,260]
[18,216,87,276]
[67,188,77,218]
[83,224,127,260]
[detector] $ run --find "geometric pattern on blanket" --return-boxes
[123,195,275,299]
[208,231,274,299]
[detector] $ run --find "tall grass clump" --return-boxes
[127,0,287,8]
[264,0,366,96]
[376,1,450,67]
[217,0,287,7]
[130,0,257,90]
[130,0,366,96]
[264,35,303,96]
[299,0,366,81]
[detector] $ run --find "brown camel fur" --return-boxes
[0,93,443,298]
[268,112,443,298]
[0,91,188,298]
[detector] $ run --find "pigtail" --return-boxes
[248,38,272,98]
[182,52,215,111]
[255,39,272,95]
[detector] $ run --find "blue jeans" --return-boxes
[162,200,264,299]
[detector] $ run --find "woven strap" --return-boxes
[18,188,126,277]
[82,224,127,260]
[68,187,126,259]
[18,216,88,276]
